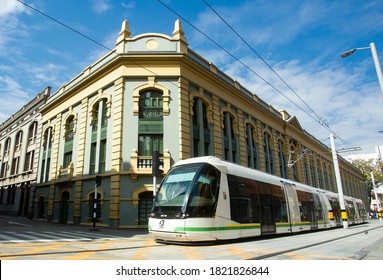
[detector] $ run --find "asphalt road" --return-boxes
[1,215,383,260]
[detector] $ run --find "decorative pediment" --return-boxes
[286,116,303,131]
[279,110,303,131]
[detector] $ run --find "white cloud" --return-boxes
[0,76,31,123]
[0,13,29,55]
[223,55,383,153]
[0,0,26,17]
[91,0,113,14]
[122,1,135,9]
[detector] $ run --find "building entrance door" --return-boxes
[59,191,70,224]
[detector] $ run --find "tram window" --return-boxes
[228,175,259,223]
[154,166,197,207]
[328,197,341,224]
[313,194,324,221]
[256,182,287,224]
[271,185,288,223]
[187,164,220,217]
[297,190,313,222]
[346,200,355,221]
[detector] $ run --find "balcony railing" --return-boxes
[129,149,171,175]
[57,162,74,180]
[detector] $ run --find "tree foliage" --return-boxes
[350,158,383,198]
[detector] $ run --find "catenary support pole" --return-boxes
[370,42,383,100]
[329,134,348,229]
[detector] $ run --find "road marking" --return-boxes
[8,221,32,227]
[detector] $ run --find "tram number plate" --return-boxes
[159,220,165,228]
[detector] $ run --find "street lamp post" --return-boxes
[341,42,383,99]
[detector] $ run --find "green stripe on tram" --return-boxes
[153,221,326,233]
[174,224,262,232]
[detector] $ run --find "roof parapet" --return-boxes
[115,19,131,53]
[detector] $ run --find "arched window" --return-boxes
[222,112,238,163]
[246,123,259,169]
[89,98,109,174]
[28,121,38,145]
[63,115,74,168]
[191,97,212,157]
[309,158,317,188]
[40,127,53,182]
[278,139,287,179]
[138,90,163,156]
[14,131,23,152]
[317,159,324,189]
[263,132,274,174]
[3,138,11,158]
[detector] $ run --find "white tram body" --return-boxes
[148,157,367,242]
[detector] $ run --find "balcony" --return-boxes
[57,162,74,180]
[129,149,171,181]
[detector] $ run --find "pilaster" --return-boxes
[257,123,266,172]
[76,97,89,175]
[237,110,247,166]
[109,78,125,226]
[212,95,222,158]
[111,78,124,172]
[51,114,62,180]
[179,77,191,160]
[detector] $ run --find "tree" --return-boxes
[350,158,383,204]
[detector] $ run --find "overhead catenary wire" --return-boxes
[201,0,323,123]
[16,0,113,52]
[17,0,362,159]
[154,0,323,126]
[16,0,167,80]
[198,0,364,158]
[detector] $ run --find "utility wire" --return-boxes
[16,0,174,89]
[155,0,322,128]
[18,0,361,158]
[201,0,324,123]
[16,0,114,52]
[199,0,364,157]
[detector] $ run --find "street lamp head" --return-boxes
[341,48,356,58]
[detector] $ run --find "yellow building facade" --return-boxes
[32,19,367,228]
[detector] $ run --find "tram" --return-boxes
[148,156,367,242]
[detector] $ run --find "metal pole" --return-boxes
[153,176,157,198]
[329,134,348,229]
[371,172,382,221]
[370,42,383,99]
[93,183,97,229]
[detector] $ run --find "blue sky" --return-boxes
[1,0,383,156]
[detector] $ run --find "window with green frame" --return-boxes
[192,97,211,157]
[138,90,163,156]
[41,127,53,182]
[222,112,238,163]
[63,116,74,168]
[246,123,259,170]
[264,132,275,175]
[89,99,108,174]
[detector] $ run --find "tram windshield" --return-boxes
[151,163,220,218]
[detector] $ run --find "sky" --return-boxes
[1,0,383,158]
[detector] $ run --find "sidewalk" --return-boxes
[357,219,383,260]
[0,215,149,238]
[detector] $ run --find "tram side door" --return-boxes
[282,182,300,233]
[258,183,276,235]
